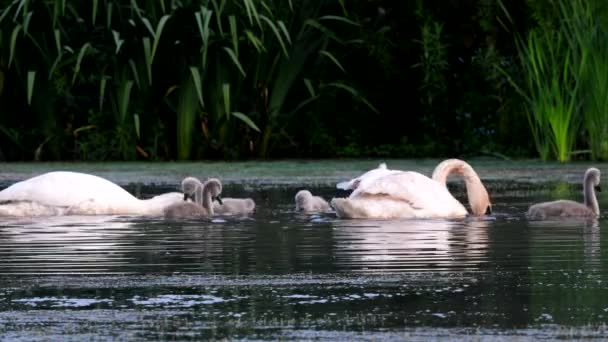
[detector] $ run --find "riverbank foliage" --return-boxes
[0,0,604,161]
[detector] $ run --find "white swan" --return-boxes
[330,159,492,219]
[295,190,331,212]
[163,178,223,219]
[527,167,601,219]
[0,171,184,216]
[181,177,255,216]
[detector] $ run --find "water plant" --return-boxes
[499,1,585,162]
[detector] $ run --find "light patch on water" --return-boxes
[12,296,112,308]
[131,294,227,307]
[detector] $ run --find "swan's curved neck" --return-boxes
[584,176,599,216]
[432,159,489,215]
[201,184,215,216]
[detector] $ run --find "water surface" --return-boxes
[0,161,607,340]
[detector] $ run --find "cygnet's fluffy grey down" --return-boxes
[295,190,331,212]
[214,198,256,215]
[164,178,223,219]
[527,167,601,219]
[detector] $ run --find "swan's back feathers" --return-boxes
[164,201,210,219]
[214,198,256,215]
[0,171,137,207]
[527,200,596,219]
[336,163,400,190]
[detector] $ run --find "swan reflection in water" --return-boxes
[0,215,138,274]
[330,217,491,272]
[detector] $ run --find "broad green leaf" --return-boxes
[319,50,345,73]
[260,15,289,57]
[223,47,246,77]
[222,83,230,117]
[189,66,204,108]
[72,42,91,85]
[232,112,260,132]
[9,24,22,68]
[26,70,35,105]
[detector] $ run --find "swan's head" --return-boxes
[181,177,203,201]
[469,183,492,216]
[204,178,223,204]
[295,190,313,211]
[585,167,601,192]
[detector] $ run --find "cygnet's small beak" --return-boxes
[214,195,223,205]
[596,185,602,192]
[485,205,492,215]
[183,193,190,201]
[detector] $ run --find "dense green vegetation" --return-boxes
[0,0,605,161]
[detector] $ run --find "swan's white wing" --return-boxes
[352,171,467,216]
[0,171,137,207]
[336,163,400,190]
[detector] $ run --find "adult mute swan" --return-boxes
[181,177,255,215]
[163,178,223,219]
[0,171,184,216]
[295,190,331,212]
[527,167,601,219]
[331,159,492,219]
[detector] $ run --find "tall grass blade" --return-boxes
[143,37,152,84]
[92,0,98,25]
[72,42,91,85]
[277,20,291,44]
[222,83,230,118]
[189,66,204,108]
[133,113,140,139]
[112,30,124,54]
[106,2,112,27]
[53,29,61,55]
[118,80,134,123]
[303,78,315,96]
[260,15,289,57]
[9,24,22,68]
[229,15,238,56]
[223,47,246,77]
[99,76,108,112]
[23,11,32,35]
[150,15,170,63]
[232,112,260,132]
[128,59,141,90]
[176,77,198,160]
[244,30,265,53]
[26,70,35,105]
[319,50,345,73]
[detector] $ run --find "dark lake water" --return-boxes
[0,161,607,340]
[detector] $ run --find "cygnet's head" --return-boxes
[181,177,203,201]
[295,190,313,211]
[585,167,601,190]
[204,178,223,204]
